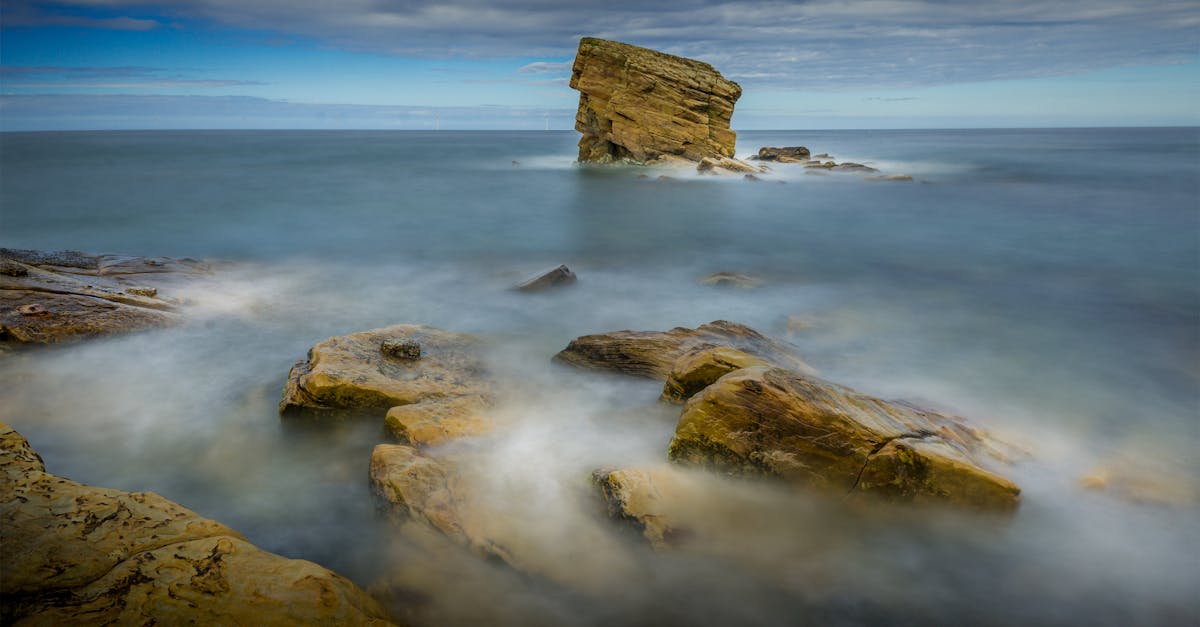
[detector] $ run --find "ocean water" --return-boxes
[1,128,1197,626]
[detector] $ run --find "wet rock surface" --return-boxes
[0,248,208,347]
[0,422,395,626]
[668,366,1021,511]
[753,146,811,162]
[570,37,741,164]
[514,264,577,292]
[553,320,813,380]
[280,324,492,422]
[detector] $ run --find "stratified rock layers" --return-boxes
[570,37,741,164]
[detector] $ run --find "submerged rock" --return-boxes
[0,248,208,347]
[553,320,812,380]
[514,264,577,292]
[279,324,491,420]
[699,272,762,289]
[570,37,741,164]
[754,147,811,162]
[668,366,1021,511]
[385,395,492,448]
[0,422,395,625]
[696,157,759,175]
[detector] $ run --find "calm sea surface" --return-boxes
[1,128,1197,625]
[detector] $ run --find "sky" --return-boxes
[1,0,1197,130]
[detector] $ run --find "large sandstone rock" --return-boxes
[0,248,208,346]
[553,320,813,380]
[592,467,696,550]
[280,324,492,426]
[660,346,769,403]
[0,422,395,625]
[569,37,741,164]
[668,366,1020,511]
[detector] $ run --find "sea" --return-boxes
[1,128,1197,626]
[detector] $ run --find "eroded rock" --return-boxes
[553,320,812,380]
[0,248,208,347]
[667,366,1020,511]
[754,147,811,162]
[570,37,741,164]
[280,324,491,420]
[660,346,769,404]
[592,467,694,550]
[0,422,395,625]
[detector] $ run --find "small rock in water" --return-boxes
[744,174,761,182]
[699,272,762,289]
[754,146,811,162]
[866,174,914,182]
[125,286,158,297]
[514,264,577,292]
[381,337,422,360]
[512,160,521,166]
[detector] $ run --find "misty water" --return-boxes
[1,128,1197,625]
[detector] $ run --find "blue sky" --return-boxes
[1,0,1197,130]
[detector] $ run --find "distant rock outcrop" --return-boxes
[569,37,741,165]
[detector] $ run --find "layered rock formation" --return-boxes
[553,320,813,380]
[0,422,395,625]
[558,322,1020,512]
[0,248,209,347]
[569,38,741,164]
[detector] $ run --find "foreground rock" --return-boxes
[280,324,491,429]
[0,248,208,346]
[570,37,741,164]
[0,422,395,625]
[593,467,696,550]
[668,366,1020,511]
[753,147,810,163]
[553,320,813,380]
[514,264,577,292]
[660,346,769,403]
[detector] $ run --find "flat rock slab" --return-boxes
[570,37,741,164]
[668,366,1021,511]
[514,264,577,292]
[0,248,209,346]
[0,422,394,625]
[553,320,813,380]
[280,324,492,423]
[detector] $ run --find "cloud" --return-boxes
[6,1,1198,90]
[517,61,572,74]
[0,94,576,130]
[0,66,265,89]
[2,1,161,30]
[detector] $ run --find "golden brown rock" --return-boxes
[668,367,1020,512]
[279,324,491,419]
[570,37,741,164]
[592,467,695,550]
[385,396,493,447]
[0,422,396,625]
[0,248,207,346]
[660,346,769,403]
[553,320,812,380]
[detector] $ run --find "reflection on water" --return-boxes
[1,128,1197,625]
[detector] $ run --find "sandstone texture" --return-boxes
[0,248,209,347]
[553,320,813,380]
[753,147,811,162]
[660,346,769,404]
[280,324,492,428]
[592,467,694,550]
[570,38,741,164]
[0,422,395,626]
[668,366,1021,511]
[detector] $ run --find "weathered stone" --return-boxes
[514,264,577,292]
[0,422,395,625]
[553,320,812,380]
[385,396,493,447]
[279,324,490,419]
[570,37,741,164]
[697,157,758,175]
[381,337,422,360]
[660,346,769,404]
[0,249,206,347]
[592,467,694,550]
[754,147,811,162]
[668,367,1021,512]
[699,272,761,289]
